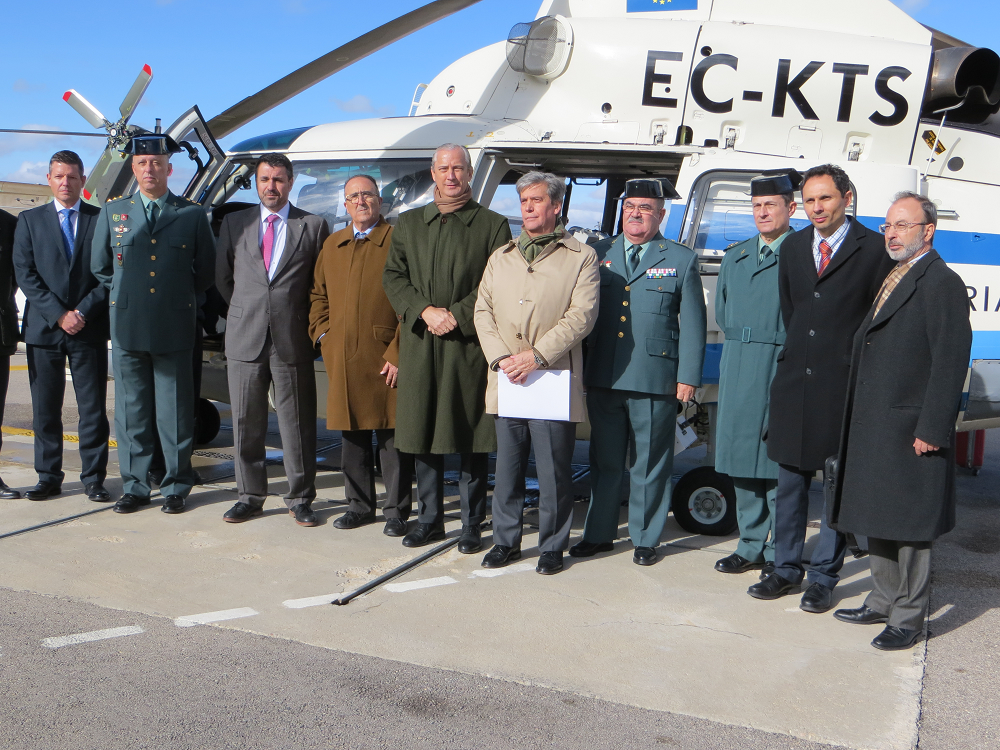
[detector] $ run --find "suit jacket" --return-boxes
[14,201,109,346]
[583,232,707,396]
[831,251,971,541]
[0,209,17,356]
[767,219,895,470]
[217,204,330,364]
[92,191,216,353]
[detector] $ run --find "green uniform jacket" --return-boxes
[92,192,216,353]
[584,232,706,394]
[714,236,785,479]
[383,199,512,454]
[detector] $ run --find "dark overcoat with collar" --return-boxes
[0,209,18,356]
[382,199,511,455]
[830,251,971,541]
[91,191,216,353]
[216,203,330,364]
[14,201,108,346]
[767,219,895,470]
[583,232,706,394]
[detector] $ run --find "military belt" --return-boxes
[724,326,786,345]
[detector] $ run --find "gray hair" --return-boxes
[515,171,566,205]
[432,143,472,170]
[892,190,937,227]
[345,173,379,193]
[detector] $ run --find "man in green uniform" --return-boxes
[571,179,707,566]
[383,143,512,553]
[713,170,800,578]
[92,134,216,514]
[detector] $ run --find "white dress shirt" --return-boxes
[259,202,291,280]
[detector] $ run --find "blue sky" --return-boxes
[1,0,996,194]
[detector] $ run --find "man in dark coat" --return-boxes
[383,144,512,553]
[0,208,20,498]
[830,192,971,651]
[713,171,798,578]
[749,164,894,612]
[13,151,110,503]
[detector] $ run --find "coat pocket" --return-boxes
[110,292,128,310]
[373,325,396,344]
[646,333,678,359]
[639,278,677,314]
[228,304,243,319]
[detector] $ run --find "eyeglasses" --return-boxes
[622,202,659,215]
[346,191,379,204]
[878,221,928,233]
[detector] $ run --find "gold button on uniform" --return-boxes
[620,316,626,322]
[151,255,156,260]
[151,239,157,244]
[624,285,630,291]
[150,288,155,293]
[618,332,624,338]
[623,301,628,306]
[150,271,155,277]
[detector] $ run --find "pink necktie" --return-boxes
[262,214,278,272]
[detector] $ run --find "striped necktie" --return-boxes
[818,240,832,275]
[59,208,75,263]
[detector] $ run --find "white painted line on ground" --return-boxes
[929,603,954,621]
[173,607,259,627]
[283,593,340,609]
[470,562,536,579]
[384,576,457,593]
[42,625,144,649]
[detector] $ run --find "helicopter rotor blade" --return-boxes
[82,148,122,204]
[0,128,106,137]
[206,0,483,139]
[63,89,110,130]
[119,64,153,120]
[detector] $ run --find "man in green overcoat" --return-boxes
[713,170,799,577]
[92,134,216,515]
[383,144,512,553]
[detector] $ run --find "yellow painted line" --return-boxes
[1,425,118,448]
[9,365,28,371]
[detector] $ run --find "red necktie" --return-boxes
[818,240,832,276]
[262,214,278,272]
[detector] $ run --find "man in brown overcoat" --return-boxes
[309,175,413,537]
[383,144,512,553]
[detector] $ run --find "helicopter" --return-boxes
[53,0,1000,535]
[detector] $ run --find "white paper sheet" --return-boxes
[497,369,571,421]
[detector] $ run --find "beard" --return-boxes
[887,234,926,262]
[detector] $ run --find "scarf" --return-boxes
[433,185,472,215]
[518,224,566,263]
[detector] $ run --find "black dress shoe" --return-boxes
[114,493,151,514]
[457,524,482,554]
[289,504,318,527]
[482,545,522,568]
[402,523,446,548]
[334,510,376,529]
[800,582,835,613]
[715,553,763,574]
[834,604,888,625]
[0,479,21,499]
[85,482,111,502]
[161,495,186,514]
[536,551,564,575]
[25,481,61,501]
[748,573,799,600]
[872,625,923,651]
[760,562,775,580]
[383,518,408,537]
[633,546,658,566]
[568,540,614,557]
[223,502,263,523]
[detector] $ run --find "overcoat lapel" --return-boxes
[270,207,304,281]
[751,243,779,278]
[866,252,937,332]
[605,234,628,278]
[70,208,95,271]
[630,238,672,284]
[238,209,270,283]
[150,194,182,235]
[817,221,864,282]
[46,206,71,272]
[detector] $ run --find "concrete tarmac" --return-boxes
[1,351,997,749]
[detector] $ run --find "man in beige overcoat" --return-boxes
[309,174,412,537]
[474,171,600,575]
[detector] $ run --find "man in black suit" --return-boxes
[831,192,971,651]
[13,151,110,502]
[0,208,20,499]
[749,164,894,612]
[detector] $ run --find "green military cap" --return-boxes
[750,169,802,197]
[620,178,681,201]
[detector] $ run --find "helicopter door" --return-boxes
[163,105,229,207]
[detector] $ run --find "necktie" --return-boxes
[148,202,160,232]
[759,245,771,264]
[627,244,642,276]
[873,264,908,317]
[262,214,279,272]
[818,240,832,275]
[59,208,74,263]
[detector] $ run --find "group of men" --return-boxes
[0,141,972,651]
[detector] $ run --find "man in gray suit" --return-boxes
[216,153,330,526]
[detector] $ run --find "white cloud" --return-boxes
[332,94,394,117]
[12,79,44,93]
[5,160,49,184]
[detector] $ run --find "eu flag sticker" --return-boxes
[627,0,699,10]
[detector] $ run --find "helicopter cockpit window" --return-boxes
[289,160,434,230]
